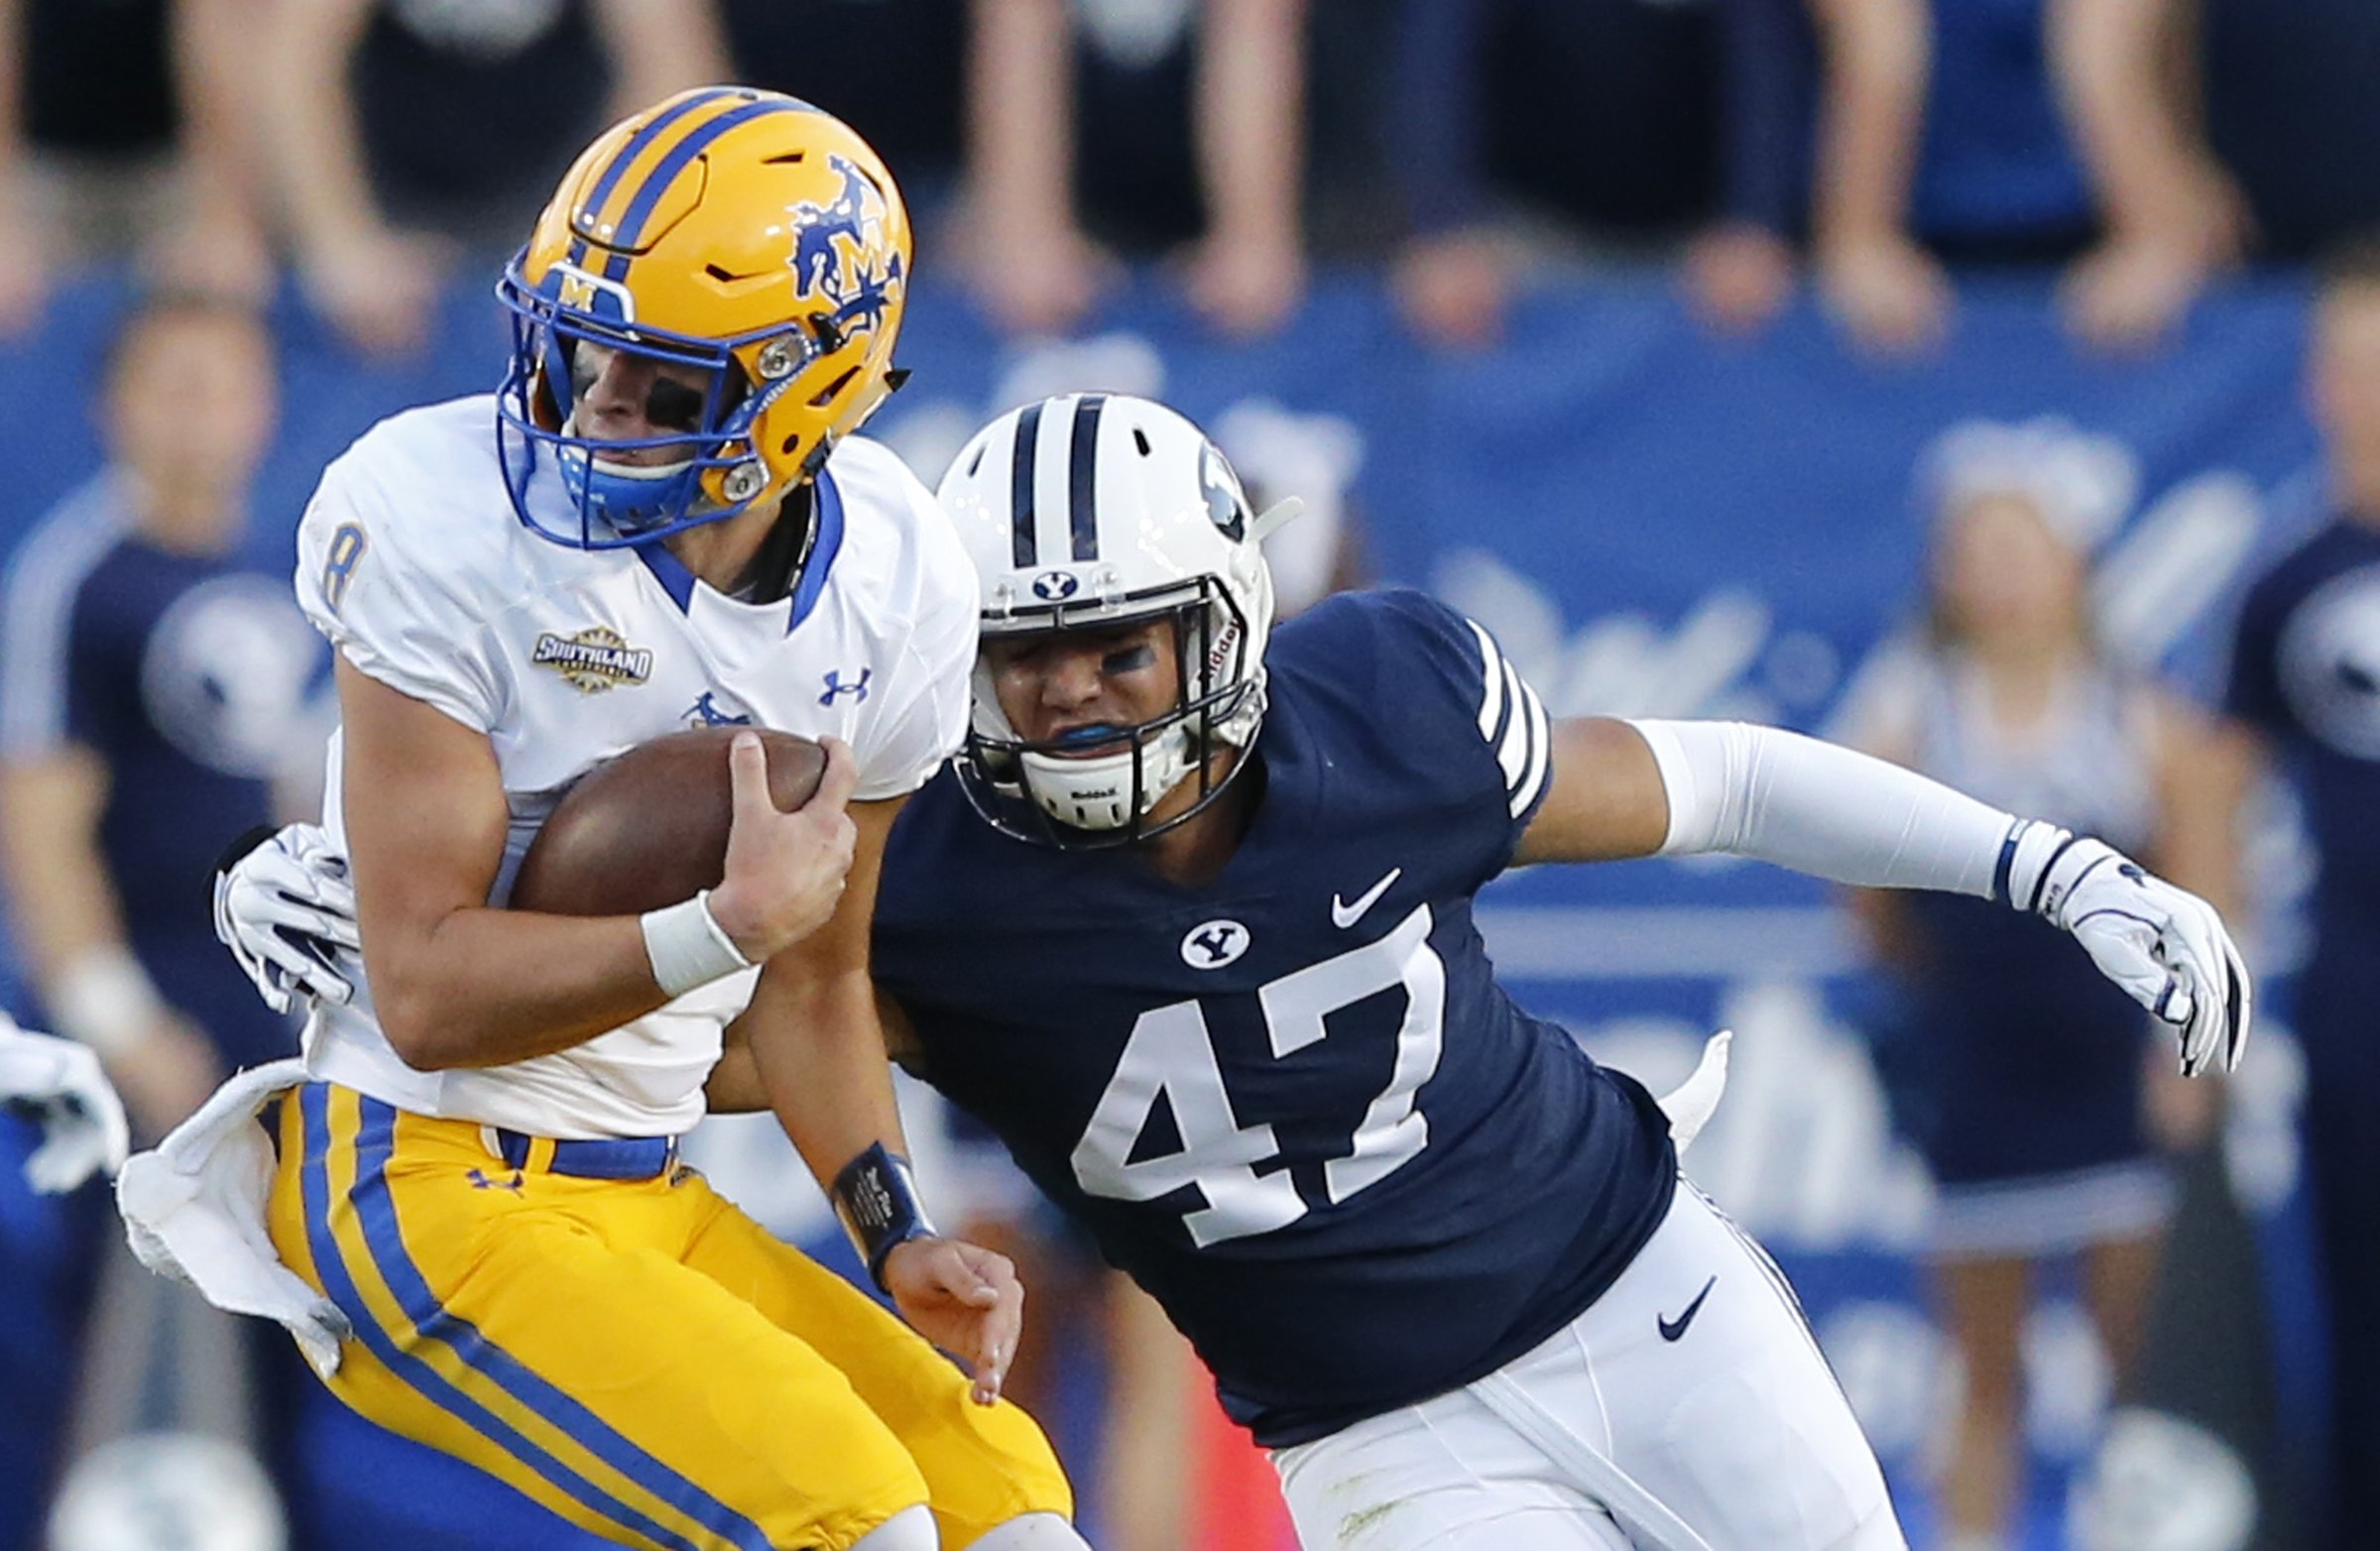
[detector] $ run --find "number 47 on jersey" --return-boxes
[1070,904,1447,1248]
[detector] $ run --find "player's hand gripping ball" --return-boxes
[511,727,830,916]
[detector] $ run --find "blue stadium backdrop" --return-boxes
[0,267,2327,1548]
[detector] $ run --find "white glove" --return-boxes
[115,1058,350,1378]
[0,1013,131,1192]
[2010,823,2252,1077]
[214,824,360,1014]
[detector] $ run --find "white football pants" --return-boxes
[1269,1184,1907,1551]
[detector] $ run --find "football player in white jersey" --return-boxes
[183,89,1081,1551]
[219,394,2252,1551]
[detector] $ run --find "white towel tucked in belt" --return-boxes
[115,1059,349,1378]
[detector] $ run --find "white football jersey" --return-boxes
[291,395,978,1139]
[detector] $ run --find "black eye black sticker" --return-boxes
[1103,643,1158,675]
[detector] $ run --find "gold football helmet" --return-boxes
[497,86,911,546]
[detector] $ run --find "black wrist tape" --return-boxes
[831,1142,937,1291]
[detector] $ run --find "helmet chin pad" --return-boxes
[955,573,1268,849]
[553,416,701,536]
[1017,723,1197,831]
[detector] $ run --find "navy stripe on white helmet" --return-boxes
[936,394,1285,846]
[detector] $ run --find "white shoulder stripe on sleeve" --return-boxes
[1509,677,1551,818]
[1467,618,1505,741]
[1492,659,1531,790]
[1460,614,1553,818]
[0,478,130,758]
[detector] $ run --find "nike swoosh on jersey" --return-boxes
[1331,867,1403,929]
[1658,1275,1719,1342]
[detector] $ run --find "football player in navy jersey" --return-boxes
[216,394,2250,1551]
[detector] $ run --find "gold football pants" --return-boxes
[267,1083,1072,1551]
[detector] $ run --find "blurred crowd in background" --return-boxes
[4,1,2380,1549]
[5,0,2378,356]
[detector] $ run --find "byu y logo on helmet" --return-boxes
[936,394,1302,848]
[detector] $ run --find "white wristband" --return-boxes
[641,892,753,999]
[1996,817,2083,915]
[51,945,167,1058]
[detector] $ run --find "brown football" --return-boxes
[509,727,827,917]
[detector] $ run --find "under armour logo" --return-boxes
[1032,570,1080,601]
[1180,918,1250,969]
[820,667,872,706]
[467,1167,525,1194]
[684,691,753,727]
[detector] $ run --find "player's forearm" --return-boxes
[1630,719,2013,897]
[704,975,920,1120]
[703,1024,768,1114]
[1642,715,2248,1074]
[365,908,672,1071]
[746,966,911,1181]
[739,794,911,1172]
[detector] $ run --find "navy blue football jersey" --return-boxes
[2225,518,2380,994]
[874,589,1678,1447]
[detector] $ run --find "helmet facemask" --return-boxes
[958,574,1267,849]
[496,261,829,548]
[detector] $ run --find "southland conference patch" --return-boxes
[533,626,654,693]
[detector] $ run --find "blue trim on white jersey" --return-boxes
[785,468,844,634]
[633,535,700,612]
[630,470,844,628]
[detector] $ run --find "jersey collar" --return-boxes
[632,468,846,634]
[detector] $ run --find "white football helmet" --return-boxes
[937,393,1295,845]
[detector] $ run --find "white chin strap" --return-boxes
[1019,723,1197,831]
[593,456,690,484]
